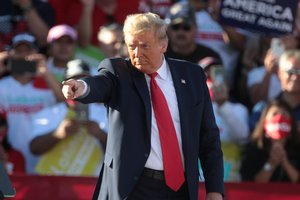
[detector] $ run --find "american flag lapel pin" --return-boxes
[181,79,186,84]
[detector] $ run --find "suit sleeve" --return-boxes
[78,58,118,104]
[198,70,224,195]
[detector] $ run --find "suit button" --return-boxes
[134,176,139,181]
[144,153,148,157]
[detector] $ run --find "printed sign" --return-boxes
[35,128,103,176]
[218,0,298,36]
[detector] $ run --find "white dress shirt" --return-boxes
[144,58,184,170]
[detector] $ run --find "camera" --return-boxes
[210,65,226,85]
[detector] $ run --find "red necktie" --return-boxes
[149,72,185,191]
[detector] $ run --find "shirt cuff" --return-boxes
[76,79,90,99]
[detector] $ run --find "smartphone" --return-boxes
[210,65,226,85]
[270,38,285,57]
[74,103,89,121]
[7,59,37,75]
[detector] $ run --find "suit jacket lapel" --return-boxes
[129,62,152,136]
[128,58,190,146]
[167,59,189,155]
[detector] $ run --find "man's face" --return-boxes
[125,30,167,74]
[9,43,36,59]
[99,30,125,58]
[278,57,300,94]
[49,36,75,62]
[168,23,196,49]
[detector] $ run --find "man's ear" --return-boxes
[161,41,168,54]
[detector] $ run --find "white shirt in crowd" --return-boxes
[247,66,281,102]
[0,76,56,173]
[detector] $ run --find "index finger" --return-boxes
[62,79,76,86]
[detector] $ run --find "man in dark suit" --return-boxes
[62,12,224,200]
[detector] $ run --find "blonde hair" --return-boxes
[279,49,300,71]
[123,12,168,43]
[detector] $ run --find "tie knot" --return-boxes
[148,72,158,79]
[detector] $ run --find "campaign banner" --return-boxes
[218,0,298,36]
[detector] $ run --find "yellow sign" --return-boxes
[35,128,103,176]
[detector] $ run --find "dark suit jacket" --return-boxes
[79,57,224,200]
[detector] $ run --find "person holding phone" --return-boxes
[28,59,108,176]
[247,35,300,107]
[199,57,250,181]
[0,33,60,173]
[6,33,65,101]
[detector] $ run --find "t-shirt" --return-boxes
[195,10,241,86]
[29,102,108,175]
[212,101,249,181]
[47,58,66,82]
[247,66,281,101]
[0,76,56,173]
[165,43,221,64]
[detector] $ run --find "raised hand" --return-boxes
[26,53,47,76]
[0,51,9,77]
[11,0,32,9]
[264,49,279,74]
[53,119,80,139]
[269,141,285,167]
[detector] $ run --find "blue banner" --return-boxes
[218,0,298,36]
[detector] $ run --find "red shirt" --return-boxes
[49,0,139,45]
[48,0,71,25]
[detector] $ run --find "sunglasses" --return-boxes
[170,24,192,31]
[286,69,300,75]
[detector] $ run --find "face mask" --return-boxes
[264,114,292,140]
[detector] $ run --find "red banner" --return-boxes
[8,175,300,200]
